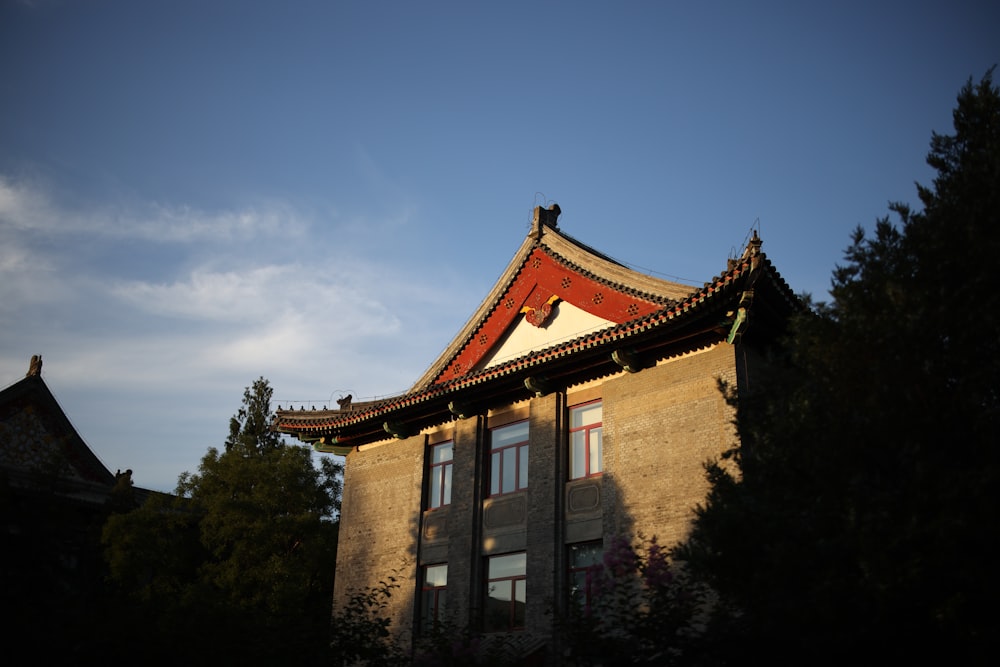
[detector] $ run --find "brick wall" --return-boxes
[334,433,424,640]
[331,341,741,651]
[523,391,563,643]
[442,414,482,629]
[604,342,738,548]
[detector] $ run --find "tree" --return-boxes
[102,377,343,666]
[177,378,342,618]
[676,69,1000,665]
[223,376,283,454]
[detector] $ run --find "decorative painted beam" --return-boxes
[312,435,353,457]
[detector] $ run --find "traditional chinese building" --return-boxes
[275,205,799,659]
[1,356,156,660]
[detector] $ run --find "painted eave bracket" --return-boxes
[612,347,643,373]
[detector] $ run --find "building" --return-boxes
[275,205,799,659]
[1,355,156,658]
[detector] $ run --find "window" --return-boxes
[489,421,528,496]
[568,541,604,612]
[484,552,526,632]
[421,563,448,631]
[427,441,453,509]
[569,400,603,479]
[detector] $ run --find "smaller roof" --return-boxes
[1,355,116,487]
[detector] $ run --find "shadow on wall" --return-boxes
[329,453,720,665]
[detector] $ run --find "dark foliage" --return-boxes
[557,535,709,666]
[676,69,1000,665]
[100,377,342,666]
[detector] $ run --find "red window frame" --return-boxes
[421,563,448,632]
[484,552,526,632]
[569,400,603,479]
[489,420,529,496]
[568,541,604,613]
[427,441,453,509]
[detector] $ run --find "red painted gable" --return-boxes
[435,247,665,383]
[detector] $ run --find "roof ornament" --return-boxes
[743,228,762,258]
[337,394,353,411]
[27,354,42,377]
[532,203,561,240]
[521,293,560,328]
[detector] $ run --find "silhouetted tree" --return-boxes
[676,69,1000,665]
[102,377,342,666]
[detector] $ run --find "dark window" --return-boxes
[568,541,604,612]
[484,552,526,632]
[421,563,448,631]
[569,401,602,479]
[489,421,528,496]
[427,441,453,509]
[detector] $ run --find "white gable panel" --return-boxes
[479,301,616,371]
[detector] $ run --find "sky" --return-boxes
[1,0,997,493]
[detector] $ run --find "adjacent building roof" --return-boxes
[275,205,800,454]
[1,355,155,506]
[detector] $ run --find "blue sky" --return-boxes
[1,0,996,493]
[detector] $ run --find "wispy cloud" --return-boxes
[0,175,308,243]
[0,170,478,491]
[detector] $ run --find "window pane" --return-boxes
[570,570,589,602]
[519,444,528,488]
[485,580,512,632]
[513,579,526,627]
[491,451,501,495]
[488,579,513,603]
[430,468,442,508]
[570,431,586,479]
[492,421,528,447]
[442,463,452,505]
[514,578,526,603]
[489,552,526,578]
[425,563,448,587]
[569,542,603,568]
[432,441,453,463]
[571,402,602,429]
[569,542,603,610]
[502,448,516,493]
[589,427,603,474]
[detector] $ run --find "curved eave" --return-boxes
[275,251,799,451]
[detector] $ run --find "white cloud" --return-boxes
[0,172,467,491]
[0,175,307,243]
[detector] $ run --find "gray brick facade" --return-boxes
[332,342,745,650]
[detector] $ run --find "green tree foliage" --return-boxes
[676,70,1000,665]
[223,376,284,454]
[101,377,343,666]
